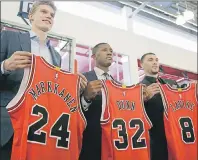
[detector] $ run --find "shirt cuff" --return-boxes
[81,96,92,111]
[1,60,11,75]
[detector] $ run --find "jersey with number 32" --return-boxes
[100,80,152,160]
[159,83,197,160]
[6,55,86,160]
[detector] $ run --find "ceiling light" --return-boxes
[183,10,194,21]
[176,14,186,25]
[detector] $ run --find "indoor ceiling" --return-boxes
[105,1,197,36]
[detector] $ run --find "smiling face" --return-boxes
[29,4,55,32]
[141,54,160,75]
[94,44,113,68]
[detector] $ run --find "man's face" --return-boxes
[141,54,159,75]
[94,44,113,67]
[29,5,55,32]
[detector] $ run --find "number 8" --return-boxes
[179,117,195,144]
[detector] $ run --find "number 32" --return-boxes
[112,118,147,150]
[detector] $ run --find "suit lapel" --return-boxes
[141,77,151,85]
[86,70,98,81]
[91,70,98,80]
[19,32,31,52]
[19,32,60,67]
[49,46,59,66]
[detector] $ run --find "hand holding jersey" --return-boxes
[78,73,88,93]
[144,83,160,101]
[83,80,103,100]
[3,51,32,72]
[4,51,88,94]
[83,80,158,103]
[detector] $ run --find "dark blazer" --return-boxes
[0,30,61,147]
[80,70,103,160]
[141,76,178,160]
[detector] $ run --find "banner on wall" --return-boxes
[137,59,197,85]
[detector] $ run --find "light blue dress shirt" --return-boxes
[1,30,52,74]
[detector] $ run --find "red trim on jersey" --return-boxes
[100,80,110,124]
[7,55,36,112]
[7,96,25,112]
[19,55,37,160]
[140,85,153,128]
[159,84,169,118]
[194,83,198,103]
[77,76,87,128]
[7,55,36,160]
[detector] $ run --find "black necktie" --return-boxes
[103,73,109,80]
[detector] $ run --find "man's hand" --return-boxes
[144,83,160,101]
[4,51,32,71]
[78,73,87,92]
[83,80,103,100]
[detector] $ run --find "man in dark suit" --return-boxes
[79,43,114,160]
[140,52,178,160]
[0,1,60,159]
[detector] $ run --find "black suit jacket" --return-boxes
[80,70,103,160]
[141,76,178,160]
[0,30,61,147]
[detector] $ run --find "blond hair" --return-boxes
[29,1,57,15]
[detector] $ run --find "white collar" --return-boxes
[94,67,110,76]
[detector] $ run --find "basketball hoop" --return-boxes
[17,1,34,25]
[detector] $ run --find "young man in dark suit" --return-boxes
[140,52,178,160]
[79,43,114,160]
[79,46,158,160]
[0,1,60,159]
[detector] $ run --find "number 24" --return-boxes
[27,104,71,149]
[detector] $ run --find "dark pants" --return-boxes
[0,136,13,160]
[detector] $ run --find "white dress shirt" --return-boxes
[81,67,112,111]
[93,67,111,80]
[1,30,52,74]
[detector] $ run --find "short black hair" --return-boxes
[92,43,108,55]
[140,52,156,63]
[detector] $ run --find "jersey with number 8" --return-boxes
[100,80,152,160]
[6,55,86,160]
[159,83,197,160]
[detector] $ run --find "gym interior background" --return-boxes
[1,1,197,85]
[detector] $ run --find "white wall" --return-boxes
[1,2,197,83]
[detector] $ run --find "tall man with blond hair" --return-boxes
[0,1,61,159]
